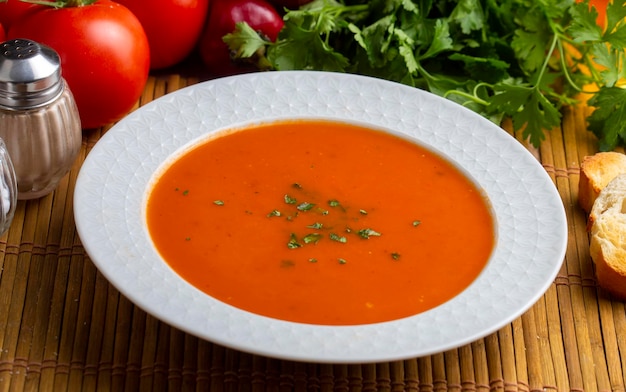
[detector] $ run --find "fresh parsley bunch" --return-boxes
[225,0,626,149]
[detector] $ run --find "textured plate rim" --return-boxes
[74,71,567,363]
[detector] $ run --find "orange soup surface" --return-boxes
[146,120,495,325]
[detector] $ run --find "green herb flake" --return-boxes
[359,209,368,215]
[267,209,281,217]
[213,200,224,206]
[287,233,302,249]
[297,202,315,211]
[338,258,348,265]
[391,253,401,260]
[284,194,297,204]
[329,233,347,243]
[413,220,422,227]
[328,199,341,207]
[185,237,191,241]
[307,222,323,229]
[292,183,303,189]
[182,190,190,196]
[357,228,381,239]
[309,258,318,263]
[303,233,322,244]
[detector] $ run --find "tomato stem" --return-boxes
[19,0,97,7]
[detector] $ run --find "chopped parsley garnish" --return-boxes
[297,202,315,211]
[267,209,281,217]
[357,228,381,239]
[303,233,322,244]
[270,184,418,265]
[287,233,302,249]
[213,200,224,205]
[328,199,341,207]
[329,233,347,243]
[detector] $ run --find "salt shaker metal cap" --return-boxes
[0,38,64,110]
[0,38,82,200]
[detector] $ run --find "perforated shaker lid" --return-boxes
[0,39,64,109]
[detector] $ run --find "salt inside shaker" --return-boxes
[0,38,82,200]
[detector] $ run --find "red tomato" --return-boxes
[114,0,210,69]
[199,0,283,77]
[9,0,150,129]
[0,24,5,43]
[0,0,46,31]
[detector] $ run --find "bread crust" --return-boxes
[579,151,626,214]
[589,174,626,300]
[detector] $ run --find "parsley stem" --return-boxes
[535,32,559,94]
[443,89,488,107]
[556,39,584,93]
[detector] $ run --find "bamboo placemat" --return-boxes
[0,71,624,392]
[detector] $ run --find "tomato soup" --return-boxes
[146,120,495,325]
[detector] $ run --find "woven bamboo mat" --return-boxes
[0,71,624,392]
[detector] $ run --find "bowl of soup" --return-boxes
[74,71,567,363]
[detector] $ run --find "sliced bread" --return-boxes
[589,173,626,300]
[579,151,626,214]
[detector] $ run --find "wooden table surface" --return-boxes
[0,66,624,392]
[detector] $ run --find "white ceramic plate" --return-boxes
[74,71,567,363]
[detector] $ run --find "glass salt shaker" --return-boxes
[0,38,82,200]
[0,138,17,235]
